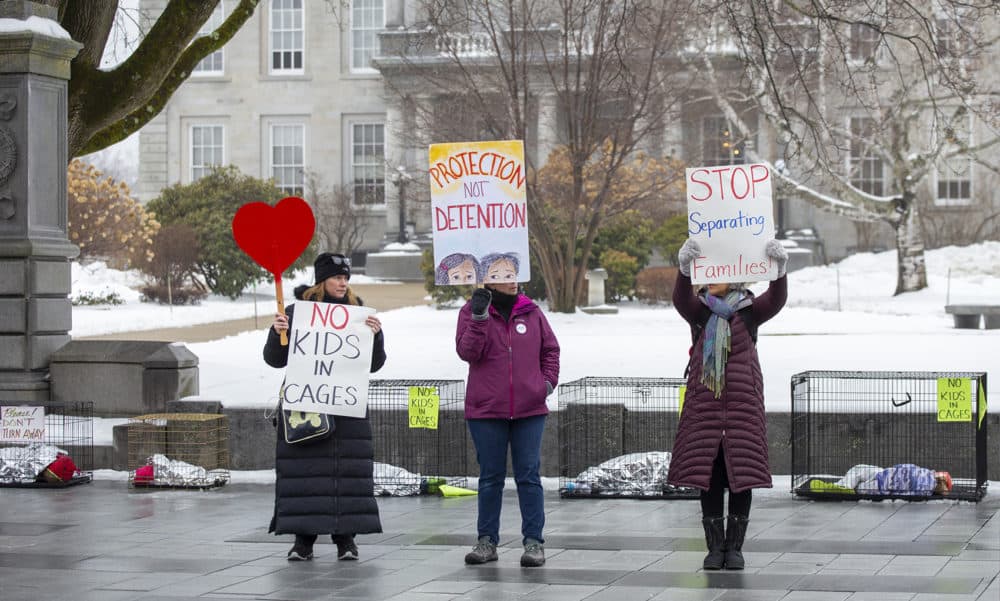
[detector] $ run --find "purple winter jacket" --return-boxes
[456,294,561,420]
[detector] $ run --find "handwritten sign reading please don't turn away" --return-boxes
[1,406,46,442]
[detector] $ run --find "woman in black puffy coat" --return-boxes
[263,253,386,562]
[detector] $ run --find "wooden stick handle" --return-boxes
[275,277,288,346]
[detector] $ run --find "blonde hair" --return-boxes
[302,282,359,305]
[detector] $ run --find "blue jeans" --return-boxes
[467,415,546,545]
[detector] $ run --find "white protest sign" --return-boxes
[1,406,46,442]
[283,302,375,418]
[685,163,776,285]
[428,140,530,285]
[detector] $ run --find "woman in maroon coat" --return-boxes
[669,238,788,571]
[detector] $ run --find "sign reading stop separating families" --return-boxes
[685,163,777,285]
[282,302,376,418]
[428,140,530,286]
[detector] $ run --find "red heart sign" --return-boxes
[231,196,315,277]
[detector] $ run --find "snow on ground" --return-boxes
[70,263,396,337]
[68,243,1000,417]
[786,241,1000,314]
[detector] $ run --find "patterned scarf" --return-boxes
[701,290,745,398]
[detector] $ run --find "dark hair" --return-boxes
[435,253,480,285]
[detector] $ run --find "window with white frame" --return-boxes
[936,116,973,206]
[270,124,305,195]
[190,125,224,181]
[270,0,304,74]
[934,17,970,59]
[351,122,385,205]
[701,115,746,166]
[849,117,885,196]
[351,0,384,72]
[848,22,881,62]
[192,1,225,75]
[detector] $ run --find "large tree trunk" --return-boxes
[62,0,260,158]
[893,192,928,295]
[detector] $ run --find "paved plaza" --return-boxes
[1,481,997,601]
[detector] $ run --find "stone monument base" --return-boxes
[365,244,423,281]
[581,305,619,315]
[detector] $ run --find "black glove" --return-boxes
[470,288,492,316]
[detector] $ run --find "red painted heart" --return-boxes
[231,196,315,277]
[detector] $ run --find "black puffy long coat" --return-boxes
[263,286,386,536]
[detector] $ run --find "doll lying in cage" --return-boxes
[562,451,698,497]
[800,463,954,497]
[0,443,86,486]
[131,453,229,488]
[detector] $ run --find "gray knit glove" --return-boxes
[765,239,789,277]
[677,239,701,277]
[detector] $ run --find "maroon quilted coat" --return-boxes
[668,274,787,493]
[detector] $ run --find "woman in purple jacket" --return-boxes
[670,238,788,571]
[455,269,560,568]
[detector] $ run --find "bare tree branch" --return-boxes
[65,0,261,158]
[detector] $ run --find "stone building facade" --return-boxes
[138,1,998,263]
[137,0,397,255]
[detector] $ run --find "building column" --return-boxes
[383,98,406,245]
[661,106,684,160]
[0,1,82,402]
[535,92,559,167]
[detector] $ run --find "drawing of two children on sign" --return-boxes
[435,251,521,286]
[429,140,531,286]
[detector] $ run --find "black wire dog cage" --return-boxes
[127,413,230,489]
[791,371,988,501]
[0,401,93,487]
[368,379,469,494]
[558,377,698,499]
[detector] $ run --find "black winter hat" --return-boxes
[314,253,351,283]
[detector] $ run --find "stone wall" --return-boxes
[49,341,199,417]
[105,406,996,482]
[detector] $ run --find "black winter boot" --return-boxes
[287,534,316,561]
[701,517,725,570]
[333,534,359,560]
[723,515,749,570]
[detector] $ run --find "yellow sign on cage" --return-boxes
[408,386,440,430]
[936,378,972,422]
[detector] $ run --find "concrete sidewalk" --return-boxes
[78,283,429,343]
[1,481,996,601]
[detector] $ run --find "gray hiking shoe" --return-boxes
[520,538,545,567]
[464,536,498,564]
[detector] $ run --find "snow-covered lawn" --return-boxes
[70,264,395,337]
[68,242,1000,416]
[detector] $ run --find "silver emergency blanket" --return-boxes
[373,461,422,496]
[0,444,63,484]
[569,451,683,496]
[135,454,229,487]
